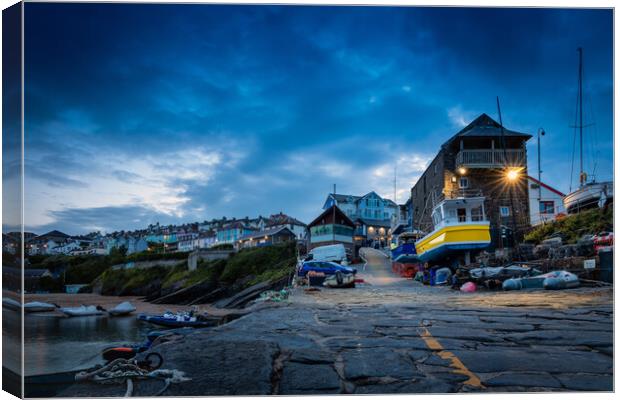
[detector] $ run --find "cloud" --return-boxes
[18,4,613,234]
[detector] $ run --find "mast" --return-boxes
[578,47,584,186]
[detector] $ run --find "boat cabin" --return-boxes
[431,197,487,228]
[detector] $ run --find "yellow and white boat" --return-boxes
[415,196,491,263]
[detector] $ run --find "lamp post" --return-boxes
[537,128,545,206]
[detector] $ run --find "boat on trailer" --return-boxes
[415,196,491,264]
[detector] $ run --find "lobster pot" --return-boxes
[598,249,613,284]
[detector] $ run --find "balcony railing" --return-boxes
[456,149,525,168]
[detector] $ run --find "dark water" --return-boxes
[21,310,154,376]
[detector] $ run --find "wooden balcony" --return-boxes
[456,148,525,168]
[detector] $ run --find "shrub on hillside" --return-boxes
[219,243,296,284]
[524,207,613,244]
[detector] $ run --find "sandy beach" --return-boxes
[23,293,243,317]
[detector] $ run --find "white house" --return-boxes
[265,212,307,240]
[193,231,217,249]
[177,232,199,252]
[323,191,398,223]
[527,176,566,226]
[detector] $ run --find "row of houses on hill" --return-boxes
[3,212,308,256]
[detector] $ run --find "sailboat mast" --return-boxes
[578,47,584,186]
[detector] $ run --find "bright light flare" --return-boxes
[506,169,520,182]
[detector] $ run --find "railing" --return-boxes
[456,149,525,168]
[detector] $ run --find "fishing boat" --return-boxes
[24,301,56,313]
[108,301,136,316]
[415,196,491,263]
[137,311,214,328]
[563,48,613,214]
[59,305,105,317]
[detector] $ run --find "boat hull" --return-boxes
[415,223,491,263]
[564,181,613,214]
[137,314,214,328]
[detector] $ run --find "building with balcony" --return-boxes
[409,113,532,247]
[307,205,355,254]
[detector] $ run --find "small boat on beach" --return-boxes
[137,311,214,328]
[59,305,105,317]
[108,301,136,316]
[2,297,21,311]
[24,301,57,313]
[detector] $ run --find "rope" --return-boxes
[74,356,191,397]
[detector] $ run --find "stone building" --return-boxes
[410,113,531,247]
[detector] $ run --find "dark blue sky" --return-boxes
[22,4,613,234]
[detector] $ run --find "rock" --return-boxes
[485,372,563,388]
[354,379,455,394]
[555,374,613,391]
[215,281,272,308]
[279,363,341,394]
[452,349,612,374]
[342,348,418,381]
[288,349,336,364]
[150,338,279,395]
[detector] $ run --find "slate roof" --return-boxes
[308,205,356,228]
[443,113,532,147]
[331,194,362,203]
[266,212,307,227]
[220,221,256,230]
[239,227,296,241]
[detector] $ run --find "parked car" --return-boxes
[307,244,349,265]
[297,261,357,277]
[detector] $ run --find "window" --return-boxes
[457,208,467,222]
[500,206,510,217]
[459,177,469,189]
[471,206,483,221]
[539,201,554,214]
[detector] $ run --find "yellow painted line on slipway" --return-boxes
[418,327,486,389]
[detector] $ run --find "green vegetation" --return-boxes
[219,243,296,285]
[97,263,190,295]
[126,249,190,262]
[524,207,613,244]
[93,242,296,297]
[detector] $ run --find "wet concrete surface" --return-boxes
[56,248,613,396]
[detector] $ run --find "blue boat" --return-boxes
[137,312,215,328]
[391,231,425,261]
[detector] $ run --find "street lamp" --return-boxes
[537,127,545,205]
[506,168,520,182]
[457,167,467,175]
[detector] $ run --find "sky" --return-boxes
[14,3,613,235]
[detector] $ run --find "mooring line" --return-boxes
[418,327,485,389]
